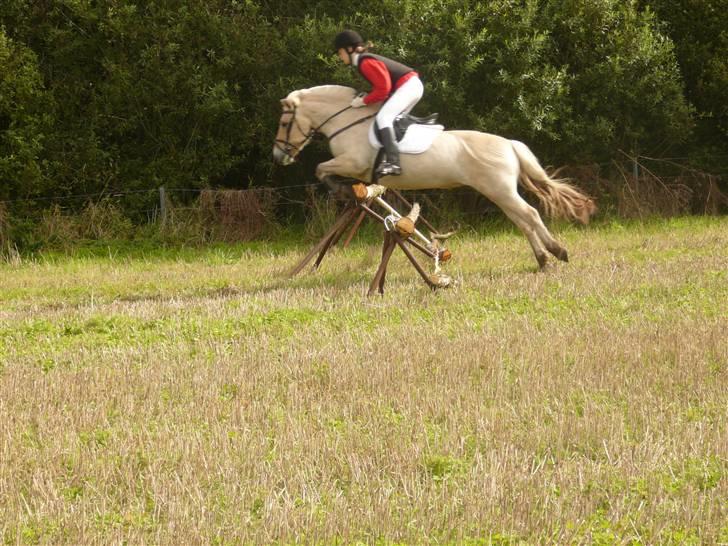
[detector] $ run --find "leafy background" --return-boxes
[1,0,726,210]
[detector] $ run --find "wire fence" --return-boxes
[0,155,725,222]
[0,184,313,206]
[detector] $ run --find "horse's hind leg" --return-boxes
[493,191,551,269]
[501,195,569,265]
[526,207,569,262]
[486,182,571,268]
[538,225,569,263]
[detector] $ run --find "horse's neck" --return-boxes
[308,101,345,125]
[307,98,377,137]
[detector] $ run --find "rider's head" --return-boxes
[334,30,367,65]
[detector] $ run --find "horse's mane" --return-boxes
[283,85,355,108]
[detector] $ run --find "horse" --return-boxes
[272,85,596,269]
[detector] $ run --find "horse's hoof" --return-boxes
[429,274,452,288]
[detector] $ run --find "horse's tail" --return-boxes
[511,140,596,224]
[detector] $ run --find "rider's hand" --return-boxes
[350,96,366,108]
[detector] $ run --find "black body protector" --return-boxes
[356,53,415,88]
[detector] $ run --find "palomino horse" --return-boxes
[273,85,595,269]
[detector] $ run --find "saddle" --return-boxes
[368,112,444,181]
[375,113,440,143]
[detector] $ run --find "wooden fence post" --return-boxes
[159,186,167,224]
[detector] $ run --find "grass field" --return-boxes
[0,216,726,544]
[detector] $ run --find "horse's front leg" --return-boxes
[316,156,371,201]
[316,156,370,185]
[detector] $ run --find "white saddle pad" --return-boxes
[368,123,444,154]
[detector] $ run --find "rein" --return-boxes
[275,104,376,160]
[328,112,376,140]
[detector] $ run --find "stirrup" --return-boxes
[376,162,401,176]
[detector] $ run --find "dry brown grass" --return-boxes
[198,189,278,242]
[561,164,728,219]
[0,216,726,544]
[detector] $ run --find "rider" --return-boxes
[334,30,423,177]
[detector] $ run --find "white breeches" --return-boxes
[375,76,424,129]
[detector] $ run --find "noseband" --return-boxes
[274,104,376,161]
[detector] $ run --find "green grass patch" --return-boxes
[0,216,725,544]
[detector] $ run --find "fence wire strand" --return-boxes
[0,155,723,213]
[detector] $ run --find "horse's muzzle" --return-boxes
[272,146,295,166]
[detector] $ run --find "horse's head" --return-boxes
[273,86,360,165]
[272,91,315,166]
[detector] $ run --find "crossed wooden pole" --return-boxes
[289,184,453,295]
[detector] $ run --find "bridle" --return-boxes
[274,107,315,159]
[274,103,376,162]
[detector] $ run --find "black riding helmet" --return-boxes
[334,30,364,51]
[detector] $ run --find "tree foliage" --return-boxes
[0,1,722,204]
[0,27,53,201]
[644,0,728,149]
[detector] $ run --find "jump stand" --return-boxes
[289,184,454,295]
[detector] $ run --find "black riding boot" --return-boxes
[376,127,402,177]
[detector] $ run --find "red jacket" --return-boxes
[357,54,419,105]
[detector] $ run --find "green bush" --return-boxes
[0,0,722,231]
[0,27,53,201]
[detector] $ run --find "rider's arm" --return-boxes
[359,58,392,104]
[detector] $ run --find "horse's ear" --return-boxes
[281,92,301,110]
